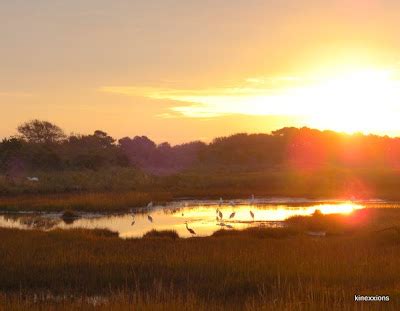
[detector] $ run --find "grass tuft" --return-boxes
[142,229,180,239]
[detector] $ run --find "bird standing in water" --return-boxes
[147,215,153,223]
[249,210,255,221]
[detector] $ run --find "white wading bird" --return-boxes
[250,194,255,205]
[27,177,39,182]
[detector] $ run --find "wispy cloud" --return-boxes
[100,69,400,119]
[100,75,308,118]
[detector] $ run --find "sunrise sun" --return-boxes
[105,65,400,137]
[305,68,400,134]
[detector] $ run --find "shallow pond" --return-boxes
[0,198,375,238]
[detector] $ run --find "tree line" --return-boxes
[1,120,400,177]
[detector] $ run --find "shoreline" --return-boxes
[0,190,393,213]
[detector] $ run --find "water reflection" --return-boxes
[0,199,365,238]
[19,215,61,229]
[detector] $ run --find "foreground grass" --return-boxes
[1,211,400,310]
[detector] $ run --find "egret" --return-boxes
[185,222,196,235]
[229,200,235,207]
[147,215,153,223]
[250,194,255,205]
[147,201,153,208]
[229,212,235,219]
[27,177,39,182]
[249,210,255,220]
[219,197,223,206]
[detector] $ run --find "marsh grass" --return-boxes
[284,208,400,240]
[211,227,299,239]
[4,167,400,213]
[143,229,179,239]
[1,209,400,310]
[0,191,172,212]
[0,168,150,194]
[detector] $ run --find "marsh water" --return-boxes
[0,198,378,238]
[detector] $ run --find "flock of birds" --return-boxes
[130,195,257,236]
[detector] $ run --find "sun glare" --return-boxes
[102,66,400,136]
[304,69,400,134]
[315,203,362,215]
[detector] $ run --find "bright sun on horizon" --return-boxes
[4,1,400,142]
[103,64,400,138]
[303,68,400,135]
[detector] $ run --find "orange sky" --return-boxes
[2,1,400,143]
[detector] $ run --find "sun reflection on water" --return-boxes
[0,201,364,238]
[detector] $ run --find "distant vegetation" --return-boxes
[1,119,400,202]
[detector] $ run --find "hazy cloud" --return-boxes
[101,68,400,122]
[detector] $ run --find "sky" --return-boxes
[2,0,400,143]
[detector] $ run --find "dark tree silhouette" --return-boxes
[17,120,66,144]
[2,120,400,181]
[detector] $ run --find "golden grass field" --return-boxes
[0,209,399,310]
[0,191,173,213]
[2,167,400,213]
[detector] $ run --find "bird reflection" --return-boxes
[185,222,196,235]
